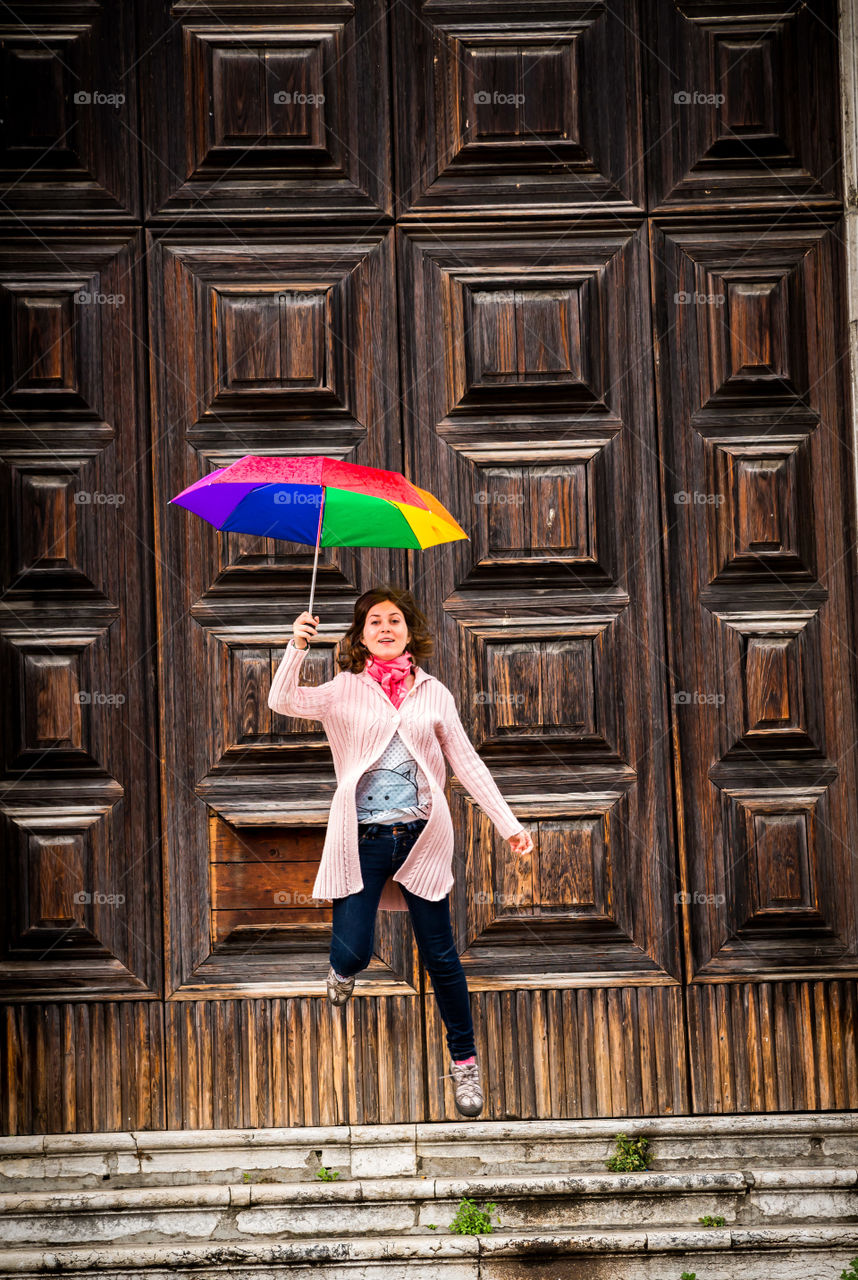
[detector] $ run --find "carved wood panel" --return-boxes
[652,224,858,981]
[3,0,858,1132]
[0,8,140,219]
[147,229,420,997]
[397,221,681,990]
[0,233,161,999]
[643,0,841,213]
[139,0,392,220]
[393,0,645,216]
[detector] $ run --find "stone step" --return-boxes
[1,1113,855,1192]
[1,1168,856,1249]
[1,1227,858,1280]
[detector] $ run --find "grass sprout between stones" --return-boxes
[606,1132,652,1171]
[449,1196,500,1234]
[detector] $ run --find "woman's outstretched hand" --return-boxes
[508,828,534,856]
[292,610,319,650]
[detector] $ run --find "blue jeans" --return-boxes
[329,817,476,1061]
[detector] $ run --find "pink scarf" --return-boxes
[364,649,414,709]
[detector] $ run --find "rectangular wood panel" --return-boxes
[651,223,858,982]
[0,232,162,1001]
[397,221,682,993]
[3,0,858,1134]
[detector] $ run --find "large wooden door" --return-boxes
[2,0,857,1132]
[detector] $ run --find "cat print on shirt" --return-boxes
[357,758,420,819]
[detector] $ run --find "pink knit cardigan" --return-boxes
[268,638,525,911]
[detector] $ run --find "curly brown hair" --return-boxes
[336,585,434,674]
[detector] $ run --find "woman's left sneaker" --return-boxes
[445,1058,484,1116]
[326,965,355,1005]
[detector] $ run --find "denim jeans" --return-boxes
[329,817,476,1061]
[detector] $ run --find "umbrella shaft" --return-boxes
[308,486,325,617]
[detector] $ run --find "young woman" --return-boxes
[268,585,533,1117]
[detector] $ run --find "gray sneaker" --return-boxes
[444,1058,484,1116]
[326,965,355,1006]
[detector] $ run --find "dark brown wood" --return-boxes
[138,0,392,220]
[643,0,841,214]
[651,222,858,980]
[0,7,141,219]
[0,231,162,1002]
[2,0,858,1134]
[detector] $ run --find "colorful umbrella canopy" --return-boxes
[169,455,469,613]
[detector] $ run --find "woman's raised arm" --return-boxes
[268,612,337,721]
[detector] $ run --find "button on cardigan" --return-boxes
[268,638,525,911]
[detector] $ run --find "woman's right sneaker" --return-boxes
[326,965,355,1005]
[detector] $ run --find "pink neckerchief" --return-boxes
[363,649,414,709]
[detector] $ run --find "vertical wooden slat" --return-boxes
[270,998,285,1127]
[423,992,445,1120]
[484,992,504,1119]
[335,997,350,1127]
[561,989,582,1117]
[515,989,535,1118]
[376,996,394,1126]
[530,990,550,1117]
[3,1008,16,1135]
[286,999,304,1126]
[637,988,658,1116]
[504,988,519,1120]
[813,980,834,1110]
[315,999,334,1127]
[544,989,566,1117]
[716,984,735,1113]
[746,981,765,1112]
[592,988,613,1114]
[73,1004,91,1133]
[105,1003,123,1131]
[732,985,751,1113]
[60,1005,75,1133]
[842,979,858,1106]
[409,996,424,1122]
[774,984,793,1111]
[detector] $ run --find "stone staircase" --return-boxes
[1,1113,857,1278]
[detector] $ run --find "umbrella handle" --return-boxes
[308,486,325,619]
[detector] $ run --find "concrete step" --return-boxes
[1,1113,856,1192]
[2,1116,856,1278]
[0,1168,856,1248]
[1,1227,858,1280]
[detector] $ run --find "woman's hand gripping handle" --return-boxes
[292,610,319,651]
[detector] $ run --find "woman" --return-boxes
[268,585,533,1117]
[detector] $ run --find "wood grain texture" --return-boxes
[4,0,858,1137]
[164,995,422,1128]
[392,0,645,217]
[5,979,858,1133]
[687,979,858,1112]
[0,231,162,1000]
[138,0,392,219]
[0,7,141,219]
[642,0,841,213]
[425,985,688,1121]
[2,1001,165,1135]
[650,221,858,983]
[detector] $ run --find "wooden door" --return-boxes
[2,0,856,1133]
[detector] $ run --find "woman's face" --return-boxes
[361,600,411,660]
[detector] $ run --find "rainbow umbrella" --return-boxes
[169,455,469,614]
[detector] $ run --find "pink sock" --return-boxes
[454,1054,477,1065]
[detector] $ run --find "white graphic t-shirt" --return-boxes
[355,730,432,824]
